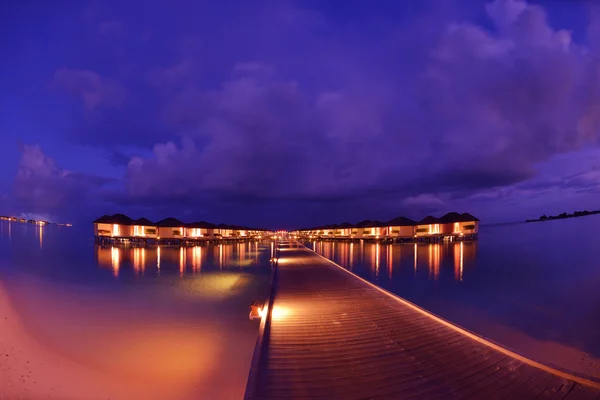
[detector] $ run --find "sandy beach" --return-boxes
[0,272,269,400]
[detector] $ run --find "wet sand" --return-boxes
[0,272,269,399]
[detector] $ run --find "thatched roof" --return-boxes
[418,215,439,225]
[461,212,480,222]
[133,217,155,226]
[438,212,480,223]
[93,214,134,225]
[387,216,416,226]
[156,217,185,227]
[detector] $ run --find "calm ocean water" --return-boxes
[0,221,274,399]
[307,214,600,367]
[0,221,274,285]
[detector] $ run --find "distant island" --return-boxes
[526,210,600,223]
[0,215,72,227]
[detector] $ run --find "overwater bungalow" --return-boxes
[437,212,479,236]
[355,220,386,238]
[335,222,353,238]
[186,221,216,239]
[215,223,233,238]
[156,217,186,240]
[386,216,417,238]
[416,216,440,237]
[132,218,158,238]
[291,212,479,242]
[93,214,134,237]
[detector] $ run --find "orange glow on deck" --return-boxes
[271,306,290,320]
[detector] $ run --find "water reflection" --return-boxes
[311,241,477,283]
[111,247,119,277]
[95,242,269,278]
[454,242,464,281]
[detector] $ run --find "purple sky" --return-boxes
[2,0,600,228]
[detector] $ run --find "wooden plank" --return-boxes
[247,244,600,400]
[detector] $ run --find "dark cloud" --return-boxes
[14,0,600,225]
[121,0,600,214]
[11,145,115,222]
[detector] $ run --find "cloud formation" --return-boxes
[6,0,600,226]
[11,145,114,221]
[54,68,124,111]
[123,0,600,210]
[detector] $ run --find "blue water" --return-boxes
[307,215,600,362]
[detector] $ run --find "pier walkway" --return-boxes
[245,242,600,399]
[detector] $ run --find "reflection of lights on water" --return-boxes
[179,247,185,276]
[454,242,464,282]
[133,248,146,275]
[387,245,393,279]
[192,246,202,273]
[219,244,223,269]
[39,224,43,249]
[413,243,417,273]
[375,244,380,277]
[428,244,440,280]
[349,242,354,270]
[157,246,161,273]
[460,242,464,281]
[111,247,120,277]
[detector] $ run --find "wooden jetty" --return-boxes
[244,242,600,399]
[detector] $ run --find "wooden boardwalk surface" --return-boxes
[244,242,600,400]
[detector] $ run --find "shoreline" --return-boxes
[0,272,269,399]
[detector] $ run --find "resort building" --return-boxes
[132,218,158,238]
[354,220,385,238]
[93,214,134,238]
[291,211,479,242]
[416,216,441,237]
[437,212,479,236]
[186,221,216,239]
[93,214,272,245]
[156,218,186,240]
[335,222,353,238]
[386,216,417,238]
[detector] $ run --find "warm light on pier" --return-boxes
[271,306,290,320]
